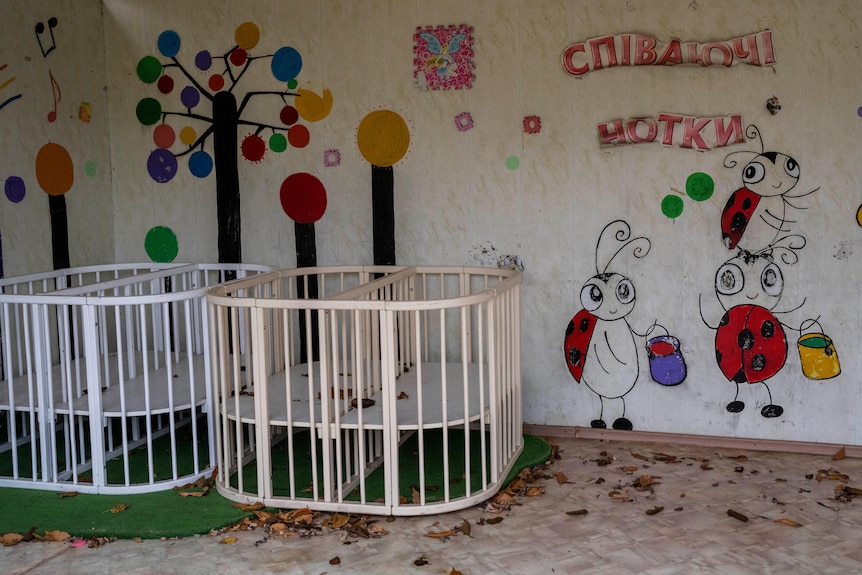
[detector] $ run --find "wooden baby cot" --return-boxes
[206,265,523,516]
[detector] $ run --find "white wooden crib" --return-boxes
[207,265,523,515]
[0,262,270,493]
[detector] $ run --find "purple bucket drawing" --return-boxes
[646,335,686,386]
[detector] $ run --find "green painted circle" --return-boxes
[661,195,684,219]
[136,98,162,125]
[287,79,299,90]
[269,133,288,153]
[84,160,97,177]
[506,156,520,170]
[686,172,714,201]
[136,56,163,84]
[145,226,178,263]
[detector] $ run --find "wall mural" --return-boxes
[413,25,474,91]
[135,22,332,265]
[564,220,685,430]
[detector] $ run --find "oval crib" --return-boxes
[207,265,523,516]
[0,262,270,493]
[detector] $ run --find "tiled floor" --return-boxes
[4,435,862,574]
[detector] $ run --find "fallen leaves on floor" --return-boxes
[105,503,129,514]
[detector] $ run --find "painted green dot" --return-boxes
[269,133,287,153]
[145,226,178,263]
[686,172,714,201]
[84,160,97,177]
[287,79,298,90]
[506,156,520,170]
[136,98,162,125]
[661,195,684,219]
[136,55,163,84]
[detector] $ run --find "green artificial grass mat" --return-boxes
[0,434,550,539]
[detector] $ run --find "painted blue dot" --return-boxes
[158,30,181,58]
[271,47,302,82]
[188,150,213,178]
[4,176,25,203]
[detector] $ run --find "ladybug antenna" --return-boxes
[596,219,651,274]
[722,124,764,169]
[760,233,806,265]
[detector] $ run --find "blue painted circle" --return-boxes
[158,30,181,58]
[271,47,302,82]
[180,86,201,109]
[5,176,25,203]
[188,150,213,178]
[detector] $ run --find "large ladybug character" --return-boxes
[564,220,651,430]
[700,246,803,418]
[721,125,818,251]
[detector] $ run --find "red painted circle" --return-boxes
[288,124,310,148]
[229,48,248,67]
[280,172,327,224]
[241,134,266,162]
[157,75,175,94]
[153,124,176,149]
[280,105,299,126]
[208,74,225,92]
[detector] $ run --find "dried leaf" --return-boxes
[43,530,70,542]
[525,486,544,497]
[329,556,341,565]
[492,492,515,505]
[58,491,79,498]
[106,503,129,514]
[700,462,713,470]
[775,518,802,527]
[286,507,314,525]
[630,450,649,461]
[833,447,847,461]
[414,555,430,566]
[397,391,409,400]
[425,529,455,539]
[727,509,748,522]
[566,509,588,516]
[620,466,640,473]
[609,489,633,501]
[485,516,504,525]
[219,537,238,544]
[2,533,23,546]
[324,513,351,529]
[633,475,662,489]
[645,506,664,516]
[652,452,677,462]
[450,569,464,575]
[555,471,568,484]
[460,519,471,537]
[368,523,390,537]
[233,501,265,511]
[412,485,421,504]
[179,490,207,497]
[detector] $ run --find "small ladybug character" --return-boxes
[701,242,805,418]
[564,220,652,430]
[721,125,818,251]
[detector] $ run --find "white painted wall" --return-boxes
[2,0,861,443]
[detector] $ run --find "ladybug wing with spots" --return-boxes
[564,309,598,382]
[715,304,787,384]
[721,187,760,250]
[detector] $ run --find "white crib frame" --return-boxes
[0,262,270,494]
[207,265,523,516]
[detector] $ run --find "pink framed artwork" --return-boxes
[414,25,475,90]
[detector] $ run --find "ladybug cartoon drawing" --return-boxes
[564,220,652,430]
[700,239,806,418]
[721,125,819,251]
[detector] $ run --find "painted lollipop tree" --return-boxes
[135,22,332,265]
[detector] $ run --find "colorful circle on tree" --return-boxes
[180,86,201,109]
[287,79,298,90]
[136,56,162,84]
[280,105,299,126]
[84,160,97,177]
[235,22,260,50]
[295,84,333,122]
[505,156,519,170]
[241,134,266,162]
[136,98,162,125]
[288,125,310,148]
[36,143,74,196]
[208,74,225,92]
[5,176,25,203]
[147,149,178,183]
[271,47,302,82]
[180,126,197,146]
[269,133,287,153]
[280,172,327,224]
[188,150,213,178]
[856,204,862,227]
[157,75,175,94]
[195,50,212,71]
[686,172,714,201]
[153,124,176,149]
[145,226,179,263]
[229,48,247,67]
[357,110,410,167]
[157,30,181,58]
[661,194,684,219]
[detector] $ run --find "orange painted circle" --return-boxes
[180,126,197,146]
[357,110,409,167]
[288,124,310,148]
[295,84,333,122]
[235,22,260,50]
[35,142,74,196]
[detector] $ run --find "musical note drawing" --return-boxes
[35,17,58,58]
[0,63,21,112]
[47,70,61,122]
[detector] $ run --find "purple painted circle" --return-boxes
[195,50,212,71]
[5,176,25,203]
[180,86,201,109]
[858,106,862,118]
[147,149,178,183]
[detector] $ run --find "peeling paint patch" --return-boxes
[834,241,854,260]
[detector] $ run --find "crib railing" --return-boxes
[207,265,523,515]
[0,262,270,493]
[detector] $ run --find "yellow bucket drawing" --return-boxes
[797,332,840,380]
